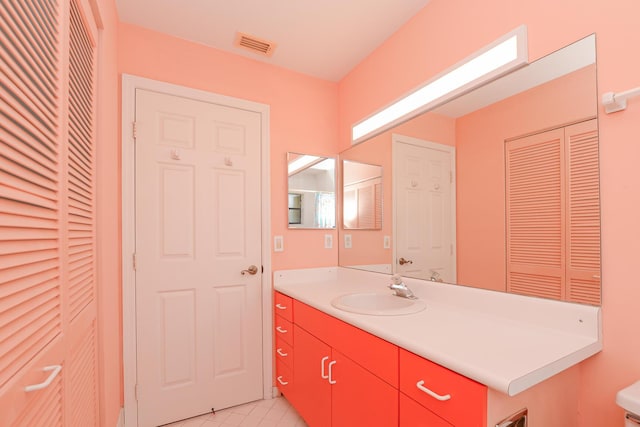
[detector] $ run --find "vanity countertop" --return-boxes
[273,267,602,396]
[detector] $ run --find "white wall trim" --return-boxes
[121,74,272,427]
[391,133,457,281]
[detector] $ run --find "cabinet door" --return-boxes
[400,393,453,427]
[293,326,331,427]
[331,349,398,427]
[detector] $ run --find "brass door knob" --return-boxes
[398,257,413,265]
[241,265,258,275]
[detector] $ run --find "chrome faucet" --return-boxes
[388,274,417,299]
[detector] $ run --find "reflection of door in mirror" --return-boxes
[342,160,383,229]
[287,152,336,229]
[393,135,456,283]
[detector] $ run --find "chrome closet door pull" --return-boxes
[275,303,287,310]
[416,380,451,401]
[25,365,62,392]
[276,348,288,357]
[276,326,288,334]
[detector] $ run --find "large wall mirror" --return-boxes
[287,152,336,229]
[338,34,601,305]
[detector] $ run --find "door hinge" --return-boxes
[450,244,454,256]
[133,253,137,271]
[134,383,138,401]
[450,170,453,183]
[132,121,138,140]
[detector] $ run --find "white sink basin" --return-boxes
[331,292,426,316]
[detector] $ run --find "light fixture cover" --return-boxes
[352,25,528,144]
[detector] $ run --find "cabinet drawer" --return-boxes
[275,336,293,368]
[274,292,293,322]
[275,315,293,345]
[276,359,293,395]
[400,349,487,427]
[294,300,398,387]
[400,393,453,427]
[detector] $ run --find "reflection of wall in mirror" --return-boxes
[339,112,455,269]
[456,64,597,293]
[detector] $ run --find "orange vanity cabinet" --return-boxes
[290,297,399,427]
[274,293,294,397]
[399,349,487,427]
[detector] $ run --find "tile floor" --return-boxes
[164,396,308,427]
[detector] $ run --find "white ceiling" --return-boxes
[115,0,430,82]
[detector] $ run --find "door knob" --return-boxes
[398,257,413,265]
[241,265,259,275]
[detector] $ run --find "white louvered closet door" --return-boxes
[0,0,100,425]
[506,119,601,305]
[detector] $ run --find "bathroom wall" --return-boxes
[338,0,640,424]
[117,23,341,273]
[93,0,122,425]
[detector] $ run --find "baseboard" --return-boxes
[116,408,124,427]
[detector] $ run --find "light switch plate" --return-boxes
[344,234,352,249]
[324,234,333,249]
[384,235,391,249]
[274,235,284,252]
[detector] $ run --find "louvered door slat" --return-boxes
[506,128,565,298]
[68,321,97,427]
[0,0,62,401]
[12,370,63,427]
[566,119,601,305]
[66,0,96,324]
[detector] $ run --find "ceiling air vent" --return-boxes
[234,32,277,57]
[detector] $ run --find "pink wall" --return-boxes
[338,0,640,425]
[117,23,341,273]
[456,64,597,292]
[94,0,122,426]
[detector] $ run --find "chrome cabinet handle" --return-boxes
[275,303,287,310]
[416,380,451,401]
[276,348,288,357]
[320,356,329,379]
[241,265,258,275]
[328,360,337,384]
[275,326,288,334]
[25,365,62,392]
[277,376,289,386]
[398,257,413,265]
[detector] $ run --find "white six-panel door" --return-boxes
[393,135,456,283]
[134,89,264,426]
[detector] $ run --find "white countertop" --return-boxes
[274,267,602,396]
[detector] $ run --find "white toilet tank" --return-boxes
[617,381,640,426]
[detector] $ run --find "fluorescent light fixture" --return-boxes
[352,25,528,144]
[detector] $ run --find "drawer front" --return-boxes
[275,336,293,368]
[274,292,293,322]
[399,393,453,427]
[294,300,398,387]
[275,315,293,345]
[276,358,293,395]
[399,349,487,427]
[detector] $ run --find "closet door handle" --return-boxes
[416,380,451,401]
[320,356,329,379]
[275,326,288,334]
[328,360,337,384]
[276,348,288,357]
[25,365,62,392]
[275,303,287,310]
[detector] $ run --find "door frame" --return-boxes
[391,133,457,281]
[121,74,272,427]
